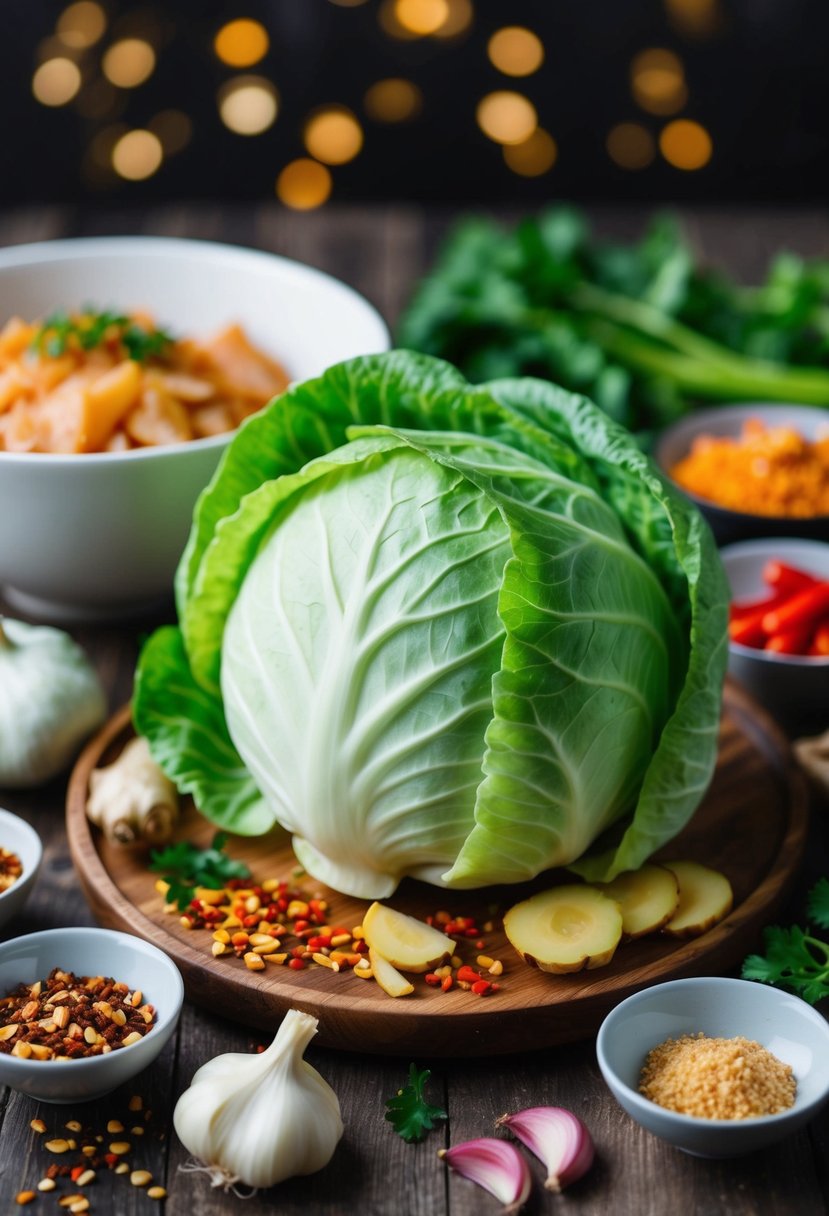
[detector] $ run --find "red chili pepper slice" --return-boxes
[762,581,829,636]
[762,560,819,597]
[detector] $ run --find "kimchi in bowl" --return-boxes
[0,236,389,620]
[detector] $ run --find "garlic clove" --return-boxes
[439,1137,531,1214]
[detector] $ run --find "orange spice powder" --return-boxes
[639,1032,796,1119]
[670,419,829,517]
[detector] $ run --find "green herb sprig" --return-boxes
[149,832,251,911]
[741,878,829,1005]
[31,308,174,363]
[385,1064,448,1143]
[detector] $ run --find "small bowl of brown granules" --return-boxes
[0,926,183,1103]
[596,977,829,1158]
[0,807,42,930]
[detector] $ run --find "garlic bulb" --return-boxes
[173,1008,344,1192]
[0,617,106,788]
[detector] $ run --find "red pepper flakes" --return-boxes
[456,965,482,985]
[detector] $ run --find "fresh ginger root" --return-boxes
[87,736,179,845]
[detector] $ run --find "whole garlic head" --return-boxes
[173,1008,344,1192]
[0,617,106,788]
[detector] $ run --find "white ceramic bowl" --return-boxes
[0,236,390,620]
[654,404,829,546]
[720,537,829,734]
[597,977,829,1158]
[0,808,42,931]
[0,926,183,1103]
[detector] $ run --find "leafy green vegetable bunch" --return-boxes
[134,351,728,900]
[398,208,829,435]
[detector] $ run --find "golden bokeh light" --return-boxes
[218,77,279,136]
[276,159,333,210]
[631,48,687,116]
[665,0,720,36]
[364,78,423,122]
[214,19,270,68]
[488,27,544,77]
[660,118,712,169]
[606,122,656,169]
[432,0,474,38]
[393,0,450,35]
[111,129,164,181]
[57,2,107,49]
[304,107,363,165]
[102,39,156,89]
[32,58,82,107]
[149,110,194,155]
[476,91,537,145]
[503,128,557,176]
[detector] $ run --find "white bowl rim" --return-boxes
[655,402,829,524]
[0,233,390,466]
[720,537,829,667]
[0,807,43,900]
[0,925,184,1070]
[596,976,829,1127]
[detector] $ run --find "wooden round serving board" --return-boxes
[66,681,808,1057]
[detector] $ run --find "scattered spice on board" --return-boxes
[0,846,23,891]
[0,969,156,1060]
[155,860,504,996]
[670,418,829,517]
[639,1033,796,1119]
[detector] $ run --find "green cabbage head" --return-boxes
[134,352,728,899]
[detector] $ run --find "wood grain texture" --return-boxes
[65,682,808,1056]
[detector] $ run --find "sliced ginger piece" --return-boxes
[503,884,623,974]
[362,902,454,973]
[661,860,733,938]
[596,863,680,939]
[368,946,414,998]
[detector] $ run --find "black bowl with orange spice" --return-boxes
[654,403,829,546]
[0,927,183,1103]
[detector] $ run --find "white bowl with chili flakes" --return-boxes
[0,807,42,930]
[0,926,183,1103]
[596,977,829,1158]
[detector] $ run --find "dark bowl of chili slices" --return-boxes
[654,404,829,547]
[721,538,829,734]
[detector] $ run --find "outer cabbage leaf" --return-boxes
[133,626,273,835]
[482,377,729,881]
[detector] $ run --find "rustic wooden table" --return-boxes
[0,203,827,1215]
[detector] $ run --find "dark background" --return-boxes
[0,0,827,208]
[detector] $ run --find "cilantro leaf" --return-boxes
[807,877,829,931]
[150,832,251,909]
[385,1064,447,1143]
[741,920,829,1005]
[30,308,174,363]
